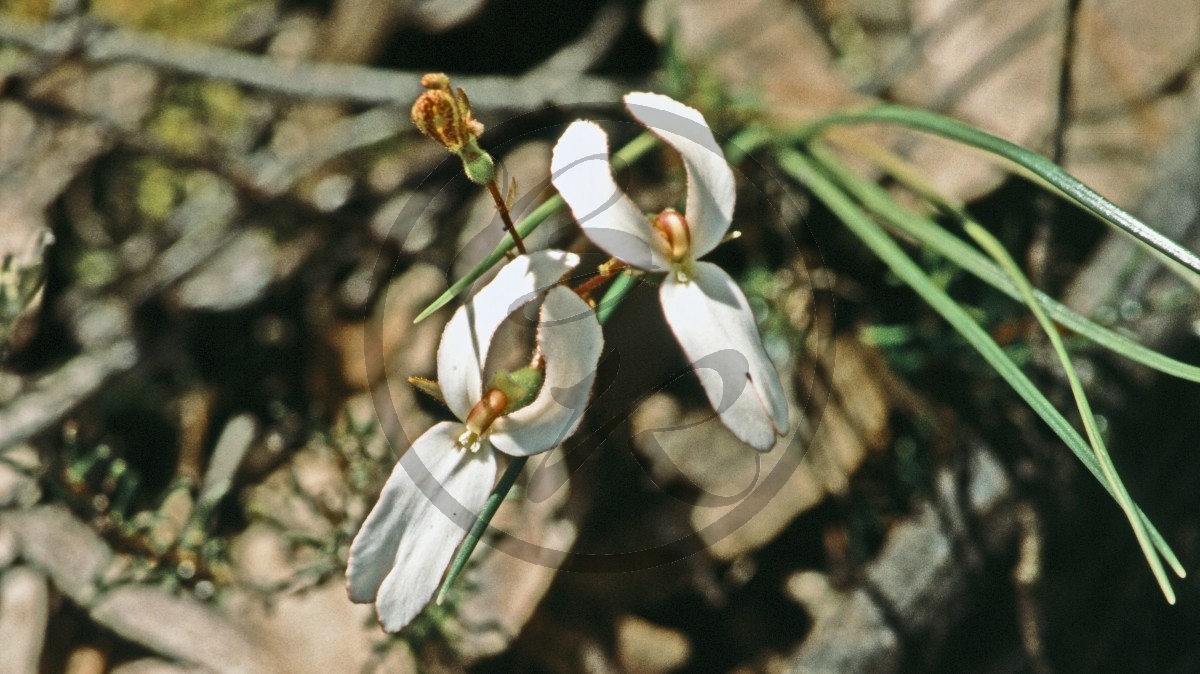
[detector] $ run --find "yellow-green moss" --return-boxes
[89,0,264,44]
[0,0,51,20]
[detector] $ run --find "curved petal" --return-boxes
[624,92,735,259]
[489,286,603,456]
[550,120,670,272]
[438,250,580,421]
[658,262,788,451]
[346,421,462,604]
[367,426,494,628]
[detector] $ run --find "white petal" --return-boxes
[347,421,499,632]
[658,262,788,451]
[489,286,603,456]
[550,120,671,272]
[437,250,580,421]
[624,92,735,259]
[346,421,462,604]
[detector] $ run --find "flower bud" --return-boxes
[410,73,496,185]
[411,87,468,153]
[652,209,691,262]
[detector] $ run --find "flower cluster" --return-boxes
[348,91,787,632]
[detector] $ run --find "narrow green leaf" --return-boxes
[794,105,1200,290]
[778,147,1181,591]
[807,142,1200,384]
[964,218,1179,601]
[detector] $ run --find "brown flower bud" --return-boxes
[410,74,486,155]
[411,87,467,152]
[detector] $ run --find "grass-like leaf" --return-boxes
[963,217,1179,602]
[806,141,1200,384]
[793,104,1200,292]
[778,147,1183,597]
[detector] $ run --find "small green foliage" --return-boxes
[135,160,183,221]
[74,248,120,288]
[0,0,50,19]
[89,0,266,44]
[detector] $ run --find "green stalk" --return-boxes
[435,452,526,606]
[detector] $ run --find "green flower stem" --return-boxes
[415,131,659,323]
[435,452,526,606]
[595,269,640,324]
[806,142,1200,383]
[792,104,1200,291]
[435,272,639,605]
[963,218,1177,602]
[778,147,1182,597]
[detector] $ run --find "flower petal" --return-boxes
[438,250,580,421]
[346,421,462,604]
[347,421,499,632]
[489,286,603,456]
[624,92,735,259]
[550,120,671,272]
[658,262,788,451]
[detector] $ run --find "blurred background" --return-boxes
[1,0,1199,672]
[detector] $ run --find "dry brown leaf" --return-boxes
[0,566,49,674]
[225,579,400,674]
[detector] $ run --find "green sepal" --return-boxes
[458,138,495,186]
[489,367,542,414]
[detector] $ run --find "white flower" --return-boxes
[550,92,787,451]
[346,250,603,632]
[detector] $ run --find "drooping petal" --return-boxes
[624,92,735,260]
[489,286,603,456]
[438,250,580,421]
[346,421,463,604]
[658,261,788,451]
[550,120,671,272]
[374,448,497,632]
